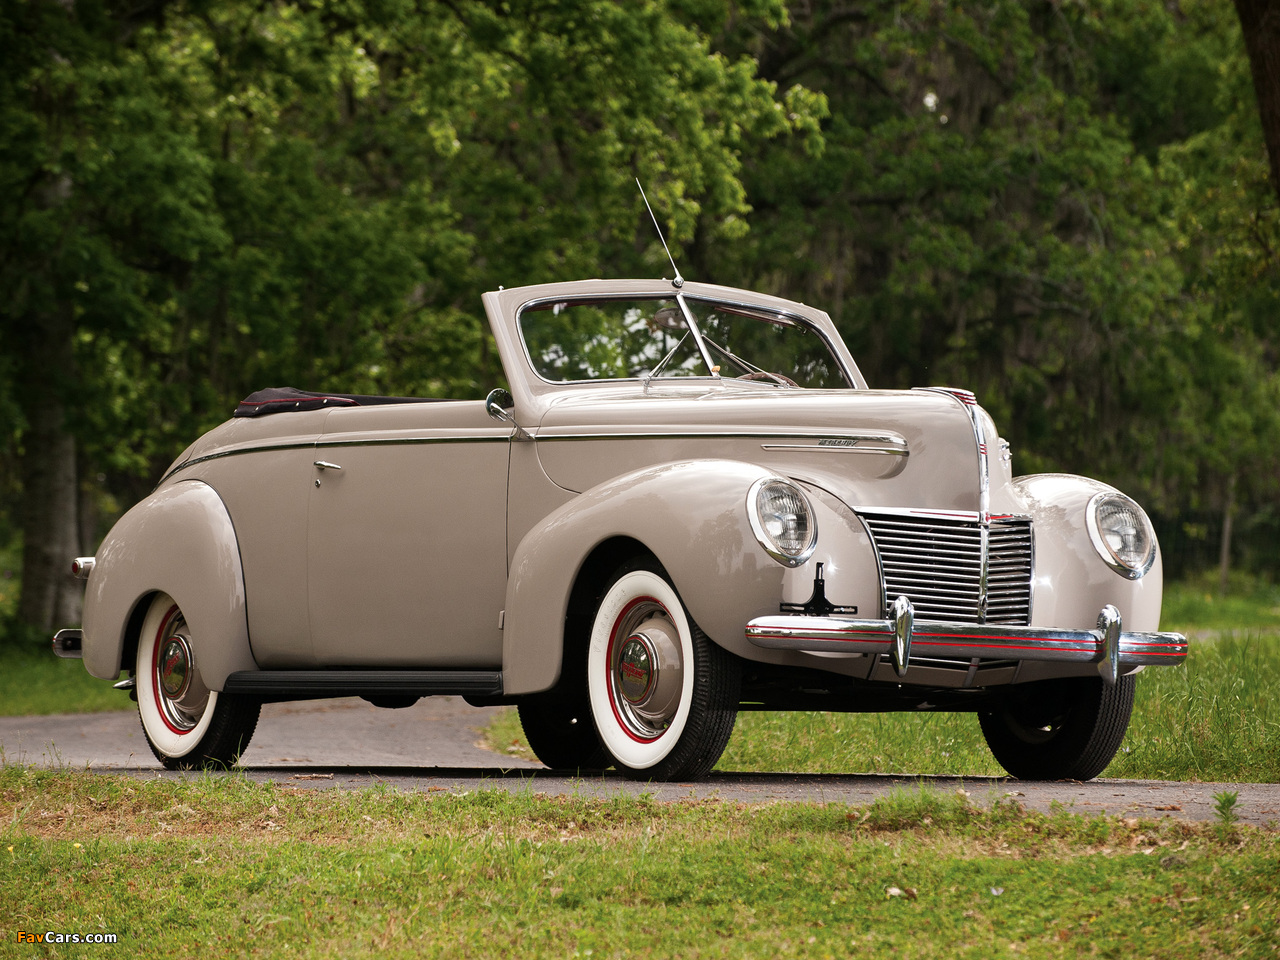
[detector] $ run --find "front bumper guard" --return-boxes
[745,600,1187,685]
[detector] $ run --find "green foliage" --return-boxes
[1214,789,1240,825]
[709,0,1280,530]
[0,0,818,520]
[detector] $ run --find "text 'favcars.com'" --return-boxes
[55,277,1186,781]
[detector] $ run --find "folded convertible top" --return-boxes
[233,386,450,417]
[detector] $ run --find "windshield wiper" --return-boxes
[644,331,690,385]
[699,335,795,387]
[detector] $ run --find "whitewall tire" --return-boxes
[135,593,260,769]
[586,561,739,781]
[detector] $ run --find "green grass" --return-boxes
[1161,572,1280,633]
[1107,632,1280,782]
[0,645,129,716]
[1,768,1277,959]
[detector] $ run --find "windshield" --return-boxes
[518,295,850,389]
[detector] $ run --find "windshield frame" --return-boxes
[515,291,857,390]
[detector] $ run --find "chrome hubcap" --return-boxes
[153,616,210,732]
[609,606,683,741]
[618,635,656,704]
[160,635,193,699]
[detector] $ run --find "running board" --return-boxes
[222,669,503,703]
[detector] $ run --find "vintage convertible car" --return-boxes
[54,277,1187,781]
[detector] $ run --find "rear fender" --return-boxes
[82,480,256,688]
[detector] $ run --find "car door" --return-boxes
[306,400,511,667]
[186,415,328,669]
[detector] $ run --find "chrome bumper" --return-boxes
[745,599,1187,685]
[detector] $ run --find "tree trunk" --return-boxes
[16,304,82,635]
[1234,0,1280,203]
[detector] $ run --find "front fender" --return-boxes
[82,480,257,688]
[1013,474,1164,633]
[503,459,797,696]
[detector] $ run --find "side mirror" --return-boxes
[485,388,532,441]
[485,387,515,418]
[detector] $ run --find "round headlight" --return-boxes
[748,478,818,567]
[1086,492,1156,579]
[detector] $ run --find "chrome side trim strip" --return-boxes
[159,441,317,484]
[760,434,908,456]
[316,436,510,449]
[539,430,906,450]
[165,427,907,485]
[161,435,510,484]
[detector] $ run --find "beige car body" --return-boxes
[65,277,1185,778]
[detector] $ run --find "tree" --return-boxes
[1154,23,1280,584]
[707,2,1193,486]
[1,0,221,631]
[0,0,822,636]
[1234,0,1280,205]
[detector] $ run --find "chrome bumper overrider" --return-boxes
[745,599,1187,685]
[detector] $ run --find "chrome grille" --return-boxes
[859,511,1033,625]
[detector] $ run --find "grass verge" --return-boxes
[1161,574,1280,632]
[0,645,128,716]
[1,768,1277,959]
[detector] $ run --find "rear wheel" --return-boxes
[135,593,260,770]
[586,559,739,781]
[978,675,1135,781]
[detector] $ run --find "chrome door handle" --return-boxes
[313,460,343,470]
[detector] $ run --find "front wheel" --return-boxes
[586,560,739,781]
[136,593,261,769]
[978,675,1136,781]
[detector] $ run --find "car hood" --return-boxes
[531,386,1000,513]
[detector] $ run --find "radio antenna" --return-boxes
[637,178,684,288]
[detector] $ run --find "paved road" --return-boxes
[2,697,1277,827]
